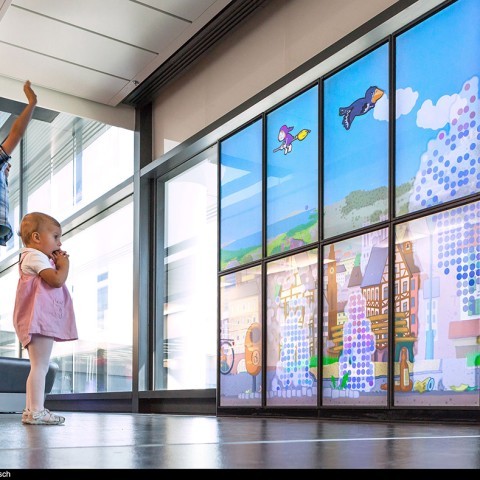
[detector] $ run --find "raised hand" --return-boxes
[23,80,37,106]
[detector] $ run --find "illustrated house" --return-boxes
[360,238,421,362]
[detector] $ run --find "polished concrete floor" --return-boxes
[1,411,480,470]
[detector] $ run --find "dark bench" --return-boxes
[0,357,58,413]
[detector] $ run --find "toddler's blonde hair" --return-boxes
[19,212,61,246]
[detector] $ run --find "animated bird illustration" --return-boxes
[339,86,384,130]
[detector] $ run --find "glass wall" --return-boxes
[324,43,389,238]
[0,100,134,394]
[217,0,479,410]
[323,230,389,406]
[24,114,133,223]
[395,0,480,216]
[156,147,217,390]
[0,264,20,357]
[50,201,134,393]
[394,201,479,407]
[220,119,262,271]
[219,265,262,406]
[266,250,318,406]
[266,86,319,255]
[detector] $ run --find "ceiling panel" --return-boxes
[0,7,157,79]
[0,43,128,104]
[0,0,267,108]
[12,0,192,53]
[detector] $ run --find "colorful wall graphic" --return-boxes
[324,43,389,238]
[220,119,263,271]
[219,266,262,406]
[322,229,389,406]
[396,0,480,216]
[217,0,479,410]
[266,250,318,406]
[266,86,319,256]
[394,201,479,407]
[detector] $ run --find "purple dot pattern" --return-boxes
[339,291,376,392]
[409,76,480,212]
[434,201,480,315]
[276,297,314,390]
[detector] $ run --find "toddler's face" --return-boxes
[37,223,63,257]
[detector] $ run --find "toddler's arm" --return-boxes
[39,250,70,288]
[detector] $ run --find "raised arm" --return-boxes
[1,80,37,156]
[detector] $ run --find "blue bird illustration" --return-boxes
[339,86,384,130]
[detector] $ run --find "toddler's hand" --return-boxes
[52,249,69,265]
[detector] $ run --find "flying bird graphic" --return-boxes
[339,86,384,130]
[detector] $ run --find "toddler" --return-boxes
[13,212,77,425]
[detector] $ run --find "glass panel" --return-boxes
[25,113,133,223]
[266,86,318,255]
[323,229,389,406]
[220,119,262,271]
[266,249,318,406]
[324,43,389,238]
[395,0,480,216]
[219,266,262,406]
[0,264,20,357]
[161,151,217,390]
[394,202,479,407]
[46,201,134,393]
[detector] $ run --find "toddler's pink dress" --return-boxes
[13,251,78,348]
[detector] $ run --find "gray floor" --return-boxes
[1,411,480,469]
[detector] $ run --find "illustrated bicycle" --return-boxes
[220,339,235,375]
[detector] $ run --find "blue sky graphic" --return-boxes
[324,0,479,205]
[220,0,480,253]
[324,42,389,205]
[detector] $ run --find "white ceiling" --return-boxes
[0,0,242,107]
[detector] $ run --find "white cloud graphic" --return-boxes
[396,87,419,119]
[417,93,461,130]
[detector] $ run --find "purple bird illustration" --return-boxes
[339,86,384,130]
